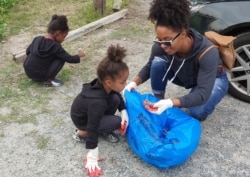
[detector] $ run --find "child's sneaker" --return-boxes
[72,130,86,143]
[102,132,119,143]
[43,78,63,87]
[51,78,63,87]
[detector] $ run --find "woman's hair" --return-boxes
[148,0,191,31]
[47,14,69,34]
[97,44,128,82]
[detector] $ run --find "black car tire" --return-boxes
[227,32,250,103]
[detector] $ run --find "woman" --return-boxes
[125,0,228,121]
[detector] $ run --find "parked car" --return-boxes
[189,0,250,103]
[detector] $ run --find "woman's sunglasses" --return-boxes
[153,32,181,47]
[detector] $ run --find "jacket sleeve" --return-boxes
[54,44,80,63]
[26,44,31,55]
[85,100,107,149]
[179,48,219,107]
[117,93,126,111]
[138,43,166,83]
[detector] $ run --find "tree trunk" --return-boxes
[93,0,106,15]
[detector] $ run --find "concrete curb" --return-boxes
[12,9,128,62]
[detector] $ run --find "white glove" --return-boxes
[119,109,129,135]
[148,99,173,115]
[85,147,103,177]
[125,81,137,91]
[121,81,137,102]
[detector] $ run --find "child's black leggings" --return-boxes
[24,59,65,82]
[44,59,65,81]
[97,93,121,133]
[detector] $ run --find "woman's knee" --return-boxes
[151,56,169,76]
[189,107,210,121]
[151,56,170,94]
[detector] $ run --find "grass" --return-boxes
[0,60,52,125]
[25,130,49,149]
[51,117,64,128]
[0,0,27,39]
[35,135,50,149]
[108,22,153,41]
[0,0,152,151]
[0,0,131,126]
[1,0,130,39]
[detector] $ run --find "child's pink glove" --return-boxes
[84,147,104,177]
[118,109,129,136]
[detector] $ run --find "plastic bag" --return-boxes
[124,90,202,169]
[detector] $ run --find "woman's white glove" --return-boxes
[121,82,137,102]
[125,81,137,91]
[147,99,173,115]
[118,109,129,135]
[85,147,103,177]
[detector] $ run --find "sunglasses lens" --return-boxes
[154,41,172,46]
[164,41,172,46]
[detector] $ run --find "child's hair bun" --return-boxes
[107,44,126,62]
[51,14,58,20]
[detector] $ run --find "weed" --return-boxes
[0,132,4,138]
[58,68,75,82]
[36,135,49,149]
[51,117,64,128]
[25,130,38,136]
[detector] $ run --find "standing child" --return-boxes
[70,44,129,177]
[23,14,85,87]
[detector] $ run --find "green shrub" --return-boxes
[0,0,27,40]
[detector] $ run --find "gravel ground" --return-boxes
[0,0,250,177]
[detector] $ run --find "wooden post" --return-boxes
[93,0,106,15]
[113,0,122,12]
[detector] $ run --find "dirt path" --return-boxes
[0,0,250,177]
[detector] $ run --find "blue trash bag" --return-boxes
[124,90,202,169]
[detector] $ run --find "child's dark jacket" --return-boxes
[71,78,125,149]
[24,36,80,80]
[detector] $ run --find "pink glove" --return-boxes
[143,99,173,115]
[118,109,129,135]
[84,147,104,177]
